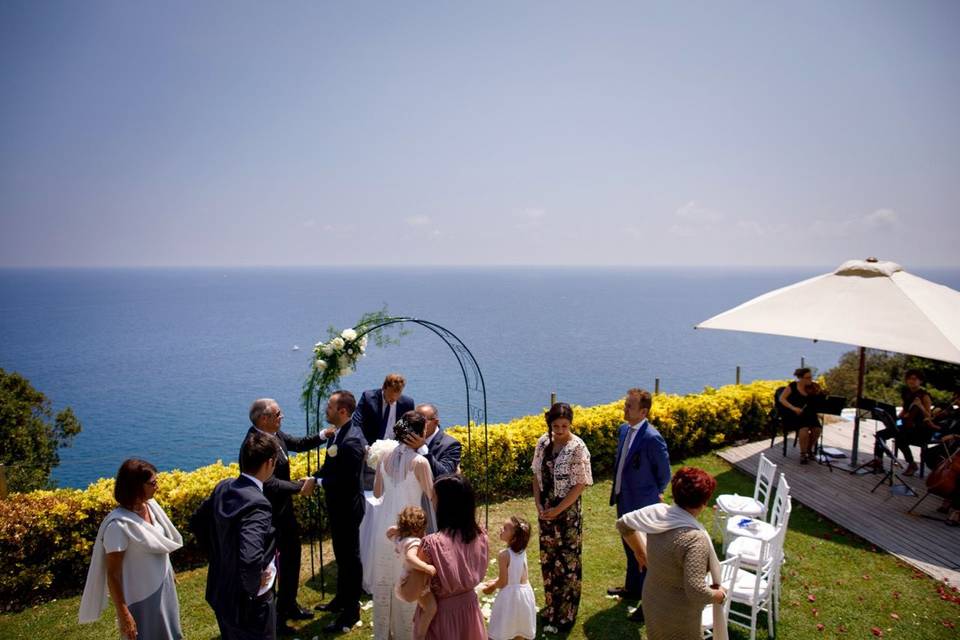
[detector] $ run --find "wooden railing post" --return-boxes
[654,378,660,395]
[550,392,556,406]
[0,464,7,500]
[736,365,741,385]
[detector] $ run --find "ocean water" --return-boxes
[2,266,957,488]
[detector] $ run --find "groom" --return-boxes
[312,390,365,633]
[609,388,671,622]
[352,373,414,489]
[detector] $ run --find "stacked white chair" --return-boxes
[701,555,741,639]
[725,473,792,567]
[726,495,792,640]
[714,453,777,550]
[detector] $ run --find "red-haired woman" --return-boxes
[80,459,183,639]
[616,467,727,640]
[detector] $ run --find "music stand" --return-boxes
[850,398,897,475]
[812,395,846,472]
[870,435,918,497]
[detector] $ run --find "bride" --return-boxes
[371,411,436,640]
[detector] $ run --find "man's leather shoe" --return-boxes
[323,614,359,634]
[315,599,343,612]
[607,586,641,598]
[284,605,314,621]
[628,605,645,623]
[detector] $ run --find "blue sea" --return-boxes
[2,266,958,488]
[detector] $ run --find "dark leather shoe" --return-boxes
[323,614,359,634]
[315,599,343,612]
[284,605,314,621]
[628,605,645,623]
[607,585,642,599]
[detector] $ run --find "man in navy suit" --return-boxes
[191,431,280,640]
[608,388,671,622]
[312,390,366,633]
[352,373,414,489]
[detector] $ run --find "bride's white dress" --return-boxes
[371,446,431,640]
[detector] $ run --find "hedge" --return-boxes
[0,379,782,610]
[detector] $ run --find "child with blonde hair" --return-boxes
[482,516,536,640]
[386,505,437,640]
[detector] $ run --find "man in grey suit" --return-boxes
[406,403,461,531]
[191,431,280,640]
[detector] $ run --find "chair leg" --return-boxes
[750,607,758,640]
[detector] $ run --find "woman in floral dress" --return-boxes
[531,402,593,632]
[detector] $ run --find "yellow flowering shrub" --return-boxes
[0,380,781,608]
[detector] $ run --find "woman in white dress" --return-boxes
[80,459,183,639]
[371,411,436,640]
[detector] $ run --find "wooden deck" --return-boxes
[717,418,960,585]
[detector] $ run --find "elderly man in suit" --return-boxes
[608,388,671,622]
[352,373,414,489]
[246,398,324,633]
[191,431,280,640]
[312,390,366,633]
[405,402,462,531]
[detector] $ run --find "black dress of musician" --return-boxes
[897,369,934,476]
[778,368,823,465]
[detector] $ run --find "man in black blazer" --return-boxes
[312,390,366,633]
[191,431,280,640]
[352,373,414,489]
[245,398,325,630]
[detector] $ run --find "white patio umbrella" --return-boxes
[695,258,960,464]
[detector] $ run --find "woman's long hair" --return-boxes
[434,474,482,543]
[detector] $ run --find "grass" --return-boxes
[2,452,958,639]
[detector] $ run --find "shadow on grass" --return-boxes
[581,600,641,639]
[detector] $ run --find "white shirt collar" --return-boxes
[627,418,648,431]
[241,472,264,492]
[424,428,440,447]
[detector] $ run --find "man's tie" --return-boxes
[382,401,391,434]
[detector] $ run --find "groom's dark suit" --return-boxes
[313,420,366,625]
[191,474,278,640]
[352,388,415,445]
[243,426,324,617]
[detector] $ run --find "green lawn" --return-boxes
[2,452,958,639]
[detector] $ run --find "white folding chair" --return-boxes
[725,474,791,556]
[728,549,781,640]
[701,555,740,639]
[714,454,777,541]
[726,496,792,572]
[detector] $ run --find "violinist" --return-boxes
[898,369,935,476]
[779,368,824,465]
[868,369,934,476]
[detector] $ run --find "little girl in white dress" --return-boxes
[482,516,537,640]
[387,505,437,640]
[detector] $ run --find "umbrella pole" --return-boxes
[851,346,866,465]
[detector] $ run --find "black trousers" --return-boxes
[875,426,929,465]
[275,514,302,615]
[328,502,363,618]
[217,591,277,640]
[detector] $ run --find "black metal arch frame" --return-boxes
[304,316,489,589]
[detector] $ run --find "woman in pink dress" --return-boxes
[414,475,489,640]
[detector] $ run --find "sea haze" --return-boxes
[2,266,957,488]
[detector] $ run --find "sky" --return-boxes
[1,1,958,268]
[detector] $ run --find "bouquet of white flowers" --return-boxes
[366,439,400,471]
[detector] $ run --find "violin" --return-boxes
[926,435,960,499]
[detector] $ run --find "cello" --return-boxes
[925,434,960,500]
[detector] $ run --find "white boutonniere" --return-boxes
[327,444,338,458]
